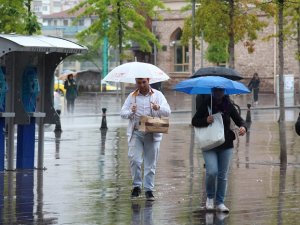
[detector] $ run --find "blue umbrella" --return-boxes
[174,76,250,95]
[174,76,250,112]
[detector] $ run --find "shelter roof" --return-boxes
[0,34,88,57]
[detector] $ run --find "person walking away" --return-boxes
[248,72,260,105]
[120,78,171,201]
[64,74,78,114]
[192,88,247,212]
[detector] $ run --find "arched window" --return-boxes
[172,29,189,72]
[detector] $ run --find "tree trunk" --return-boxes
[228,0,235,69]
[26,0,33,35]
[117,1,125,103]
[278,0,287,165]
[297,7,300,103]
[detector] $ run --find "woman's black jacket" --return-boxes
[192,97,247,150]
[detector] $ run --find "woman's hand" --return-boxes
[238,126,246,136]
[207,115,214,124]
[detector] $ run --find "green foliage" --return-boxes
[282,0,300,37]
[0,0,27,33]
[0,0,41,35]
[71,0,165,59]
[264,0,300,61]
[182,0,271,62]
[25,13,41,35]
[205,40,229,64]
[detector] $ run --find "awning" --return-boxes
[0,34,88,57]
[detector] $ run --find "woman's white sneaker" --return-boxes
[216,203,229,212]
[206,198,214,210]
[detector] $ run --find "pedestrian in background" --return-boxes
[248,72,260,105]
[192,88,247,212]
[64,74,78,114]
[120,78,171,201]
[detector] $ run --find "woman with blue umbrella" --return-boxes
[174,76,249,212]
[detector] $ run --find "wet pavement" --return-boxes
[1,92,300,224]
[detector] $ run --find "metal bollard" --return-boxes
[246,103,252,123]
[100,108,108,130]
[54,110,62,132]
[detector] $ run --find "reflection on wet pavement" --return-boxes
[1,93,300,224]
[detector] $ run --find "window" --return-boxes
[173,30,189,72]
[63,20,69,26]
[174,43,189,72]
[78,19,84,26]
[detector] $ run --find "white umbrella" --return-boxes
[103,62,170,84]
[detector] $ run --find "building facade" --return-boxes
[32,0,81,20]
[36,0,300,93]
[155,0,299,93]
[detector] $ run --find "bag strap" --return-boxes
[134,94,153,116]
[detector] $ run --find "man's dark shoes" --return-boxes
[131,187,141,198]
[145,191,155,201]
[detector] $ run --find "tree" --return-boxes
[24,0,41,35]
[182,0,271,68]
[263,0,288,164]
[72,0,165,64]
[0,0,40,34]
[72,0,165,102]
[281,0,300,100]
[277,0,287,165]
[0,0,27,33]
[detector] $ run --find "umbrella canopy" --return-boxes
[174,76,250,95]
[58,70,77,80]
[103,62,170,84]
[191,66,243,81]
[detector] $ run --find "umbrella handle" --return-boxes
[210,94,212,116]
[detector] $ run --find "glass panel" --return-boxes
[184,46,189,63]
[175,46,183,64]
[174,65,182,72]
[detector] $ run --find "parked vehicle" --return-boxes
[100,80,120,91]
[54,76,66,96]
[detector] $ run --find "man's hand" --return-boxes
[207,115,214,124]
[151,102,160,111]
[131,103,137,113]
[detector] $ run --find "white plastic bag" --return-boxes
[194,111,225,151]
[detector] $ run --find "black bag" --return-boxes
[295,113,300,136]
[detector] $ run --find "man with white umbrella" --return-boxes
[120,78,171,201]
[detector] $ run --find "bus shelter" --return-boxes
[0,34,88,171]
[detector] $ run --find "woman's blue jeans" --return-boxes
[202,148,233,205]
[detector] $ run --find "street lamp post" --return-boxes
[191,0,196,117]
